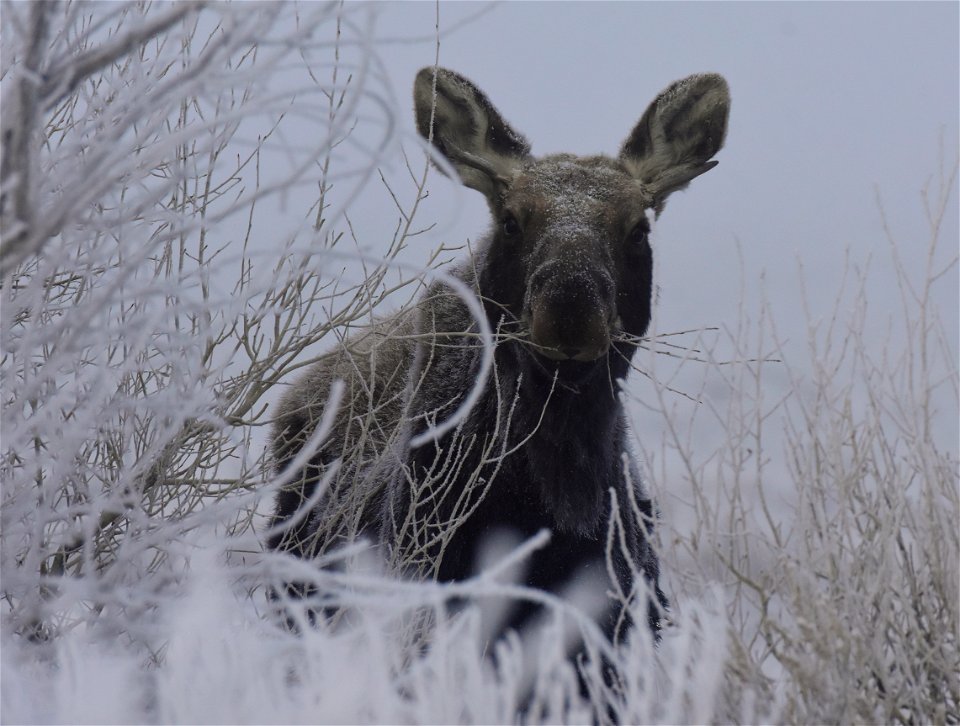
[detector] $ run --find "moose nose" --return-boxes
[529,304,612,362]
[526,259,615,362]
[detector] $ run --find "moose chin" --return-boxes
[268,66,730,651]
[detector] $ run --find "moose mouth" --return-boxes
[523,343,610,385]
[525,317,613,361]
[533,341,608,363]
[514,302,619,384]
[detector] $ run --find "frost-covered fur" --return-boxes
[269,67,729,641]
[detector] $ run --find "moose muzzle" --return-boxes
[527,264,615,362]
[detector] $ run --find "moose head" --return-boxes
[413,68,729,376]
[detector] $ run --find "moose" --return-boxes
[268,67,729,646]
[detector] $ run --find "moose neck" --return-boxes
[504,342,633,537]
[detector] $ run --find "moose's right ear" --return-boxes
[414,67,531,201]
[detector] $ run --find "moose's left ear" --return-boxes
[620,73,730,210]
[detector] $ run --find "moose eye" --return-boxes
[502,213,521,238]
[627,218,650,244]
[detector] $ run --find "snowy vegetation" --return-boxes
[2,3,956,724]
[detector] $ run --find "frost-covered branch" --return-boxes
[633,154,959,723]
[0,0,409,643]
